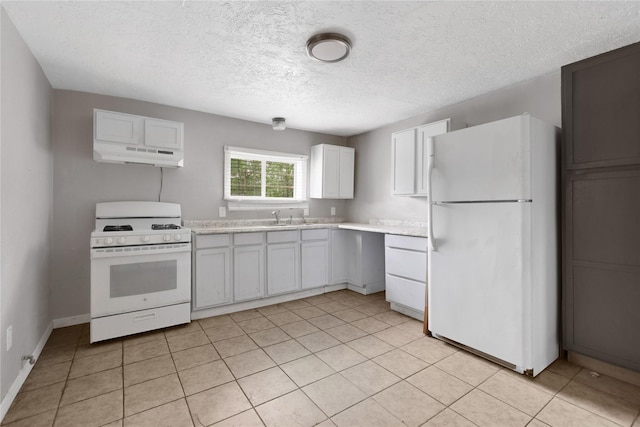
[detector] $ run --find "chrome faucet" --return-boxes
[271,210,281,225]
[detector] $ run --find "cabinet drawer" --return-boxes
[267,230,298,243]
[90,303,190,343]
[385,247,426,282]
[196,234,230,249]
[301,228,329,241]
[385,234,427,252]
[234,232,264,246]
[386,275,425,313]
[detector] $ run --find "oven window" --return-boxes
[110,260,177,298]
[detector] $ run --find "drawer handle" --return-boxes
[133,313,156,322]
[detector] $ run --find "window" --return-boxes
[224,146,308,208]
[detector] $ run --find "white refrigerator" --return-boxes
[427,114,559,376]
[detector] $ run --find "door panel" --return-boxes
[233,246,265,301]
[267,244,300,295]
[301,241,329,289]
[338,147,355,198]
[195,248,231,309]
[428,202,530,366]
[392,129,416,195]
[571,264,640,367]
[431,115,530,202]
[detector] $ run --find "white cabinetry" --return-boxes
[95,110,184,150]
[95,110,142,145]
[144,118,184,150]
[193,234,231,309]
[391,119,450,196]
[233,233,265,302]
[310,144,355,199]
[385,234,428,320]
[266,231,300,296]
[94,109,184,167]
[301,229,330,289]
[331,229,385,295]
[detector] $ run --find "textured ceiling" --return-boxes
[3,1,640,136]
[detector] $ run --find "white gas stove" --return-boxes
[90,201,192,343]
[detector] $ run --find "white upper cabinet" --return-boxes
[310,144,355,199]
[95,110,184,150]
[391,118,450,196]
[144,118,184,150]
[95,110,142,145]
[94,109,184,167]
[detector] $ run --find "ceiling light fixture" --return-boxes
[272,117,286,131]
[306,33,352,63]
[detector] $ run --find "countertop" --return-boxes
[185,219,428,238]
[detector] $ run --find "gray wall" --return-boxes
[345,72,561,222]
[1,8,53,401]
[51,90,347,319]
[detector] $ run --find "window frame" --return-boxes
[223,146,308,210]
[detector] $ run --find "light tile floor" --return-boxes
[3,290,640,427]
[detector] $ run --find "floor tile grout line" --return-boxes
[12,291,637,427]
[49,330,83,427]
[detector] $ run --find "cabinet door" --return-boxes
[301,241,329,289]
[267,243,300,295]
[95,110,142,145]
[417,120,450,195]
[338,147,355,199]
[391,128,417,195]
[233,245,265,301]
[194,248,231,309]
[330,229,348,284]
[144,118,184,150]
[563,169,640,371]
[322,145,341,198]
[562,42,640,169]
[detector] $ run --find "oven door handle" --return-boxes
[90,243,191,259]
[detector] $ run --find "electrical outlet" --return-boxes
[219,207,226,218]
[6,325,12,351]
[330,207,336,216]
[303,208,309,216]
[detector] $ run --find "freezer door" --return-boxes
[430,115,531,202]
[428,202,532,368]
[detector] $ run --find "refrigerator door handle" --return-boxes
[426,136,436,251]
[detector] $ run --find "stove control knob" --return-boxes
[117,237,126,245]
[140,236,150,243]
[163,235,171,242]
[174,234,182,241]
[105,237,114,245]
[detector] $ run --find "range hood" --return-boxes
[93,109,184,168]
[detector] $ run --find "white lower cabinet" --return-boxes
[193,234,232,310]
[233,232,265,302]
[194,248,231,308]
[301,229,330,289]
[192,227,411,312]
[331,229,385,294]
[267,231,300,295]
[385,234,428,320]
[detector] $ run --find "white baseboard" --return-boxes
[191,285,347,320]
[1,321,53,422]
[53,313,90,329]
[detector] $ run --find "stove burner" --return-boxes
[151,224,181,230]
[103,225,133,232]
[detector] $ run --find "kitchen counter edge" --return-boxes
[189,222,428,238]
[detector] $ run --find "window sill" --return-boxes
[226,200,309,212]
